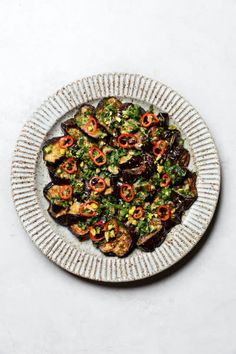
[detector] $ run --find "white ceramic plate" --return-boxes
[11,73,220,282]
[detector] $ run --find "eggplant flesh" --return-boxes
[95,97,122,135]
[75,104,107,139]
[43,182,63,205]
[178,148,190,167]
[61,118,81,139]
[69,224,89,240]
[96,97,122,112]
[99,227,133,257]
[120,103,145,122]
[43,137,67,164]
[49,158,81,185]
[45,160,82,186]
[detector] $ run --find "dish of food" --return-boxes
[43,97,198,257]
[11,73,220,281]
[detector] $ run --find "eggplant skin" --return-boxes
[43,181,54,201]
[168,145,190,167]
[121,153,155,181]
[137,230,166,252]
[158,112,169,128]
[162,129,181,147]
[178,148,190,167]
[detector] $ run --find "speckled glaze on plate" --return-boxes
[11,73,220,282]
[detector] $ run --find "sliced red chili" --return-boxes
[89,222,105,242]
[58,135,74,148]
[160,173,171,187]
[59,185,73,200]
[79,200,99,218]
[120,184,135,202]
[86,117,97,135]
[133,207,144,220]
[88,146,106,166]
[157,205,170,221]
[117,134,137,149]
[105,219,119,235]
[89,176,106,193]
[61,158,77,174]
[140,113,159,127]
[152,140,167,156]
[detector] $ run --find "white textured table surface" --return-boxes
[0,1,235,353]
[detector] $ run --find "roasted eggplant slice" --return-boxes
[61,118,81,140]
[136,216,165,251]
[69,223,90,240]
[75,103,107,139]
[168,144,190,167]
[119,103,144,134]
[43,182,64,206]
[120,119,140,134]
[174,172,197,200]
[44,183,83,225]
[99,226,133,257]
[137,230,166,252]
[171,172,198,223]
[43,137,67,164]
[178,147,190,167]
[48,203,70,226]
[162,129,181,147]
[48,158,79,184]
[47,202,82,226]
[121,153,155,181]
[120,103,145,120]
[48,201,83,226]
[96,97,122,135]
